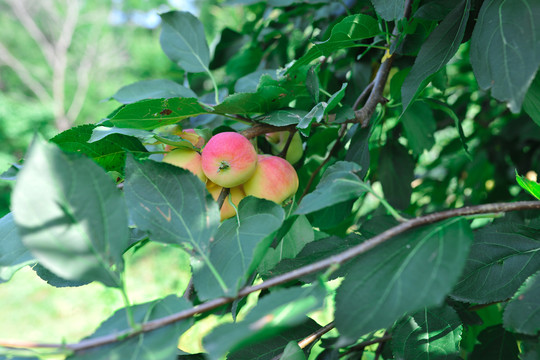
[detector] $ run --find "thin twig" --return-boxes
[270,322,336,360]
[354,0,414,128]
[352,81,374,111]
[2,201,540,352]
[373,331,389,360]
[299,124,348,201]
[216,187,231,209]
[277,130,295,159]
[343,334,392,357]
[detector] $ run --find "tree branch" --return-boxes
[2,201,540,352]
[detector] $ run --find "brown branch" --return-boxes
[354,0,414,128]
[277,130,295,159]
[269,322,335,360]
[2,201,540,353]
[216,187,231,209]
[343,334,392,357]
[241,123,296,140]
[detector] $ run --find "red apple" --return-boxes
[163,148,206,182]
[206,181,246,221]
[243,155,299,204]
[201,132,258,188]
[265,131,303,165]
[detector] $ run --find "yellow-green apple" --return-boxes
[266,131,303,165]
[164,128,205,151]
[163,148,206,182]
[206,181,246,221]
[243,155,299,204]
[201,132,258,188]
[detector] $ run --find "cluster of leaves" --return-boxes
[2,0,540,359]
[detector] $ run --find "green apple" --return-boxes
[201,132,258,188]
[243,155,299,204]
[265,131,303,165]
[206,181,246,221]
[163,148,206,182]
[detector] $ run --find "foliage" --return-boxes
[2,0,540,359]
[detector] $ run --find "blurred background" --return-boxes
[0,0,245,217]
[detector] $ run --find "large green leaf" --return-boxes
[392,305,463,360]
[257,109,308,127]
[335,218,473,344]
[0,212,34,283]
[516,171,540,200]
[344,125,370,179]
[378,142,415,210]
[111,79,197,104]
[451,222,540,303]
[159,11,210,73]
[104,98,209,130]
[51,124,148,174]
[401,0,470,111]
[124,155,220,254]
[470,0,540,113]
[203,285,326,360]
[11,139,128,287]
[469,325,518,360]
[228,319,321,360]
[296,161,367,215]
[192,197,284,300]
[401,101,436,156]
[259,215,314,275]
[68,295,192,360]
[524,72,540,126]
[289,14,380,71]
[213,86,289,115]
[370,0,405,21]
[503,271,540,335]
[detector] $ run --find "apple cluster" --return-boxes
[162,130,300,221]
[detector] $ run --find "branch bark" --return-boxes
[2,200,540,353]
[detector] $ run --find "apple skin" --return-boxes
[265,131,303,165]
[206,181,246,221]
[163,148,206,182]
[243,155,299,204]
[164,128,205,151]
[201,132,258,188]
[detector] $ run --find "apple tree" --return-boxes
[2,0,540,359]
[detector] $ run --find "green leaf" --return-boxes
[392,305,463,360]
[296,102,327,136]
[335,218,473,344]
[234,70,278,93]
[0,213,34,283]
[289,14,380,72]
[451,222,540,303]
[306,66,319,104]
[104,98,209,130]
[524,71,540,126]
[124,155,220,254]
[33,263,90,288]
[516,171,540,200]
[280,342,306,360]
[401,0,471,111]
[213,86,289,115]
[159,11,210,73]
[470,0,540,113]
[259,215,314,275]
[503,271,540,335]
[344,125,370,179]
[11,139,128,287]
[203,285,326,360]
[401,101,436,156]
[111,79,197,104]
[89,126,156,144]
[326,83,347,113]
[296,162,367,215]
[469,325,519,360]
[227,319,320,360]
[51,124,148,174]
[210,28,248,70]
[424,98,470,155]
[378,142,414,210]
[370,0,405,21]
[193,197,285,300]
[68,295,193,360]
[257,109,308,127]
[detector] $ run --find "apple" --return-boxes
[163,148,206,182]
[164,128,206,151]
[243,155,299,204]
[265,131,303,165]
[201,132,258,188]
[206,181,246,221]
